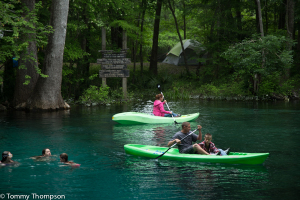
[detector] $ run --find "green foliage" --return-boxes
[163,86,190,99]
[258,73,294,96]
[0,0,52,81]
[198,84,219,96]
[110,87,123,100]
[223,34,294,76]
[79,85,110,105]
[61,64,85,99]
[222,34,295,94]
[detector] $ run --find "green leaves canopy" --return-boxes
[222,34,295,77]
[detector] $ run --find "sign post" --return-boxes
[99,30,130,99]
[98,49,131,99]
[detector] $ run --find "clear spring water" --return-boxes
[0,100,299,200]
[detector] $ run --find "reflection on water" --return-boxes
[0,100,299,199]
[122,157,269,199]
[113,123,179,146]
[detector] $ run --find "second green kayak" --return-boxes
[112,112,199,125]
[124,144,269,165]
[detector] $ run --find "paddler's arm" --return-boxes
[167,139,181,147]
[196,125,202,141]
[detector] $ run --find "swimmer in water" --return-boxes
[30,148,55,160]
[60,153,80,167]
[1,151,17,165]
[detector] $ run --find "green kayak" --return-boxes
[124,144,269,165]
[112,112,199,125]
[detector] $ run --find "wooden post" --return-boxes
[122,77,127,99]
[122,30,127,49]
[122,30,127,99]
[102,27,106,87]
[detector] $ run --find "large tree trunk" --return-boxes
[26,0,70,110]
[149,0,163,75]
[13,0,39,107]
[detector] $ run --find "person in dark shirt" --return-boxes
[168,122,210,155]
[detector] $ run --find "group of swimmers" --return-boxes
[0,149,80,167]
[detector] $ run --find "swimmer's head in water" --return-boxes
[42,148,51,156]
[1,151,11,162]
[60,153,68,162]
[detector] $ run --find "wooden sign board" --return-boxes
[99,49,129,53]
[101,64,126,70]
[99,70,130,78]
[97,58,131,64]
[102,53,126,58]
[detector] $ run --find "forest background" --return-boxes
[0,0,300,110]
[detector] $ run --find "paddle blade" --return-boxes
[157,84,161,91]
[155,149,169,159]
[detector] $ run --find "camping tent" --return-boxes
[162,39,205,66]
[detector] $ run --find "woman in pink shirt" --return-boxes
[153,94,179,117]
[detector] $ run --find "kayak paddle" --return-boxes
[155,128,198,159]
[157,84,180,125]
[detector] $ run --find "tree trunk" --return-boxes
[168,0,189,75]
[236,0,242,40]
[285,0,294,78]
[264,0,268,35]
[286,0,295,41]
[257,0,264,37]
[26,0,70,110]
[111,26,123,49]
[149,0,163,75]
[183,1,186,39]
[140,0,146,78]
[254,0,260,33]
[295,21,300,74]
[2,58,15,103]
[278,0,286,29]
[255,0,264,95]
[13,0,39,107]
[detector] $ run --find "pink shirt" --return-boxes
[153,100,171,117]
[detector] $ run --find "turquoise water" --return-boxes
[0,100,299,199]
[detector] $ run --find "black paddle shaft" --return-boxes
[155,129,198,159]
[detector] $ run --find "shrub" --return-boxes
[79,85,110,105]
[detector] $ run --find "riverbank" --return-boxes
[1,62,299,111]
